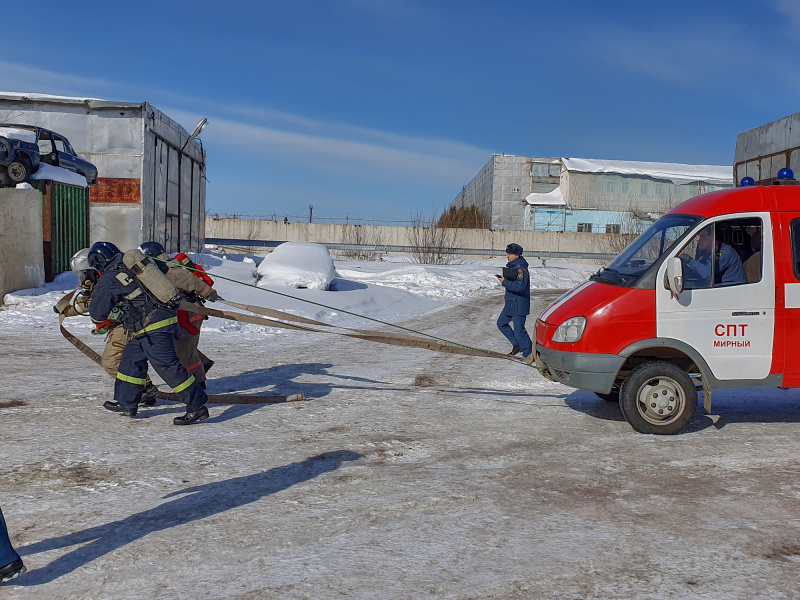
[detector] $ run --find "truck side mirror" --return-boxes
[665,257,684,295]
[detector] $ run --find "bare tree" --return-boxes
[406,211,460,265]
[339,223,386,260]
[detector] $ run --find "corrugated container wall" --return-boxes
[0,95,205,254]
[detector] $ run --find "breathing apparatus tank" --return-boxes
[122,248,179,306]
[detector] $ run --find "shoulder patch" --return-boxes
[518,269,525,279]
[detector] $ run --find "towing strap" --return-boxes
[56,276,534,374]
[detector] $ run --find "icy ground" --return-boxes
[2,255,800,599]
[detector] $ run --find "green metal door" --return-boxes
[50,183,90,279]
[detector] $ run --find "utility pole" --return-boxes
[309,205,313,223]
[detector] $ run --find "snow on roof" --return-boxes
[0,125,36,143]
[0,91,142,110]
[525,187,566,206]
[561,157,733,186]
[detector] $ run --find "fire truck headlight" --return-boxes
[552,316,586,343]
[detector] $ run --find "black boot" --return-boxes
[103,401,138,417]
[0,558,26,583]
[173,406,209,426]
[507,344,522,356]
[139,384,159,406]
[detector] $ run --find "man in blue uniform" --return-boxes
[497,243,534,363]
[87,242,210,425]
[680,226,747,287]
[0,506,24,584]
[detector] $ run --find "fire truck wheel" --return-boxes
[620,361,697,435]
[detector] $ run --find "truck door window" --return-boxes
[789,219,800,280]
[678,218,755,289]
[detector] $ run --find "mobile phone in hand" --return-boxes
[495,274,502,279]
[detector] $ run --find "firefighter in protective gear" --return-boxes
[139,242,217,389]
[87,242,209,425]
[63,248,160,405]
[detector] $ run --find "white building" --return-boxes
[0,92,207,252]
[451,155,732,233]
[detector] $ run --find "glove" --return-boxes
[205,288,219,302]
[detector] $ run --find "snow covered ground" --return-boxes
[3,254,800,598]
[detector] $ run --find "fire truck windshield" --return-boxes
[596,214,702,286]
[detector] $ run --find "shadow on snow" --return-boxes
[16,450,362,586]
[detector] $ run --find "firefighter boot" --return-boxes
[103,401,138,417]
[173,406,209,426]
[140,384,159,406]
[0,558,25,583]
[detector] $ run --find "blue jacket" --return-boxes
[685,243,747,287]
[89,255,178,336]
[501,256,531,315]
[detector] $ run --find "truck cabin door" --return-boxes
[777,216,800,387]
[656,214,775,382]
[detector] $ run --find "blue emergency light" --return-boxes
[777,167,795,180]
[740,176,755,187]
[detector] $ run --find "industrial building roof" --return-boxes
[562,157,732,186]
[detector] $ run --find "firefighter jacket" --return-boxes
[89,255,179,337]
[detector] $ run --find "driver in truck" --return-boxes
[679,225,747,287]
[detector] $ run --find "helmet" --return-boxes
[739,176,755,187]
[70,248,94,273]
[87,241,121,271]
[139,241,166,258]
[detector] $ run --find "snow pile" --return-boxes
[30,163,88,187]
[1,251,592,334]
[256,242,336,290]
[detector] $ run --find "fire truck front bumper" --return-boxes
[535,344,625,394]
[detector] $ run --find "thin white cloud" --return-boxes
[769,0,800,40]
[165,107,486,187]
[589,22,800,94]
[0,59,489,189]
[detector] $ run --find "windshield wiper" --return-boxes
[590,267,628,286]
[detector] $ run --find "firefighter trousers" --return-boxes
[0,507,20,569]
[497,311,533,357]
[115,330,207,412]
[176,319,207,387]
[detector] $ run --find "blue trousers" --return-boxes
[497,311,533,357]
[0,507,20,568]
[115,330,208,412]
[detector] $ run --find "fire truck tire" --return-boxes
[619,361,697,435]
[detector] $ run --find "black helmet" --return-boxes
[87,241,121,271]
[139,241,166,258]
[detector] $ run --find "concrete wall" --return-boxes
[0,188,45,302]
[207,218,615,258]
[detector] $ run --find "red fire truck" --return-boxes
[535,170,800,434]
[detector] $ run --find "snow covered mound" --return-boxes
[256,242,337,290]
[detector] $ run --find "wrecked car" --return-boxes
[0,124,98,186]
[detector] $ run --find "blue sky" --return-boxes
[2,0,799,223]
